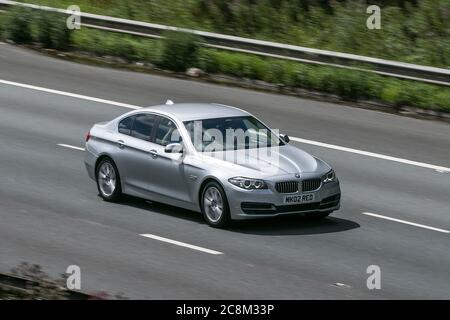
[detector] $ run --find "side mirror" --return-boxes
[164,142,183,153]
[280,134,290,144]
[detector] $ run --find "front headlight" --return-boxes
[228,177,268,190]
[322,170,336,183]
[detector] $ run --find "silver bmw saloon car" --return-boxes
[84,102,340,227]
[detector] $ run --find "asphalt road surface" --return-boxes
[0,43,449,299]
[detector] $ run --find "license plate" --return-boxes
[283,193,315,204]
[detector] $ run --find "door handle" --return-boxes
[149,149,158,159]
[117,140,125,149]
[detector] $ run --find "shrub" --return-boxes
[49,14,72,50]
[159,31,199,71]
[3,8,72,49]
[4,7,33,44]
[197,49,221,74]
[380,81,410,107]
[310,68,337,94]
[72,28,163,63]
[35,11,53,47]
[290,65,313,89]
[332,70,372,100]
[244,55,269,80]
[107,37,137,61]
[35,11,72,50]
[422,88,450,111]
[264,61,289,84]
[0,13,5,39]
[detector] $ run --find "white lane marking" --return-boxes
[2,78,449,173]
[332,282,352,288]
[0,79,141,109]
[140,234,223,255]
[290,137,450,173]
[57,143,85,151]
[362,212,450,234]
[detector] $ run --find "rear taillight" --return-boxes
[85,131,91,142]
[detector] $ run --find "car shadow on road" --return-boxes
[118,195,359,236]
[118,195,205,224]
[228,215,360,236]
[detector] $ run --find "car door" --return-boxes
[147,115,191,203]
[113,113,160,195]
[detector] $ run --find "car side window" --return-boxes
[155,116,180,146]
[130,114,156,141]
[118,116,135,135]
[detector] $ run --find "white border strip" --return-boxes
[362,212,450,234]
[0,79,141,109]
[140,234,223,255]
[290,137,450,173]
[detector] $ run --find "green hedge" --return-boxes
[72,28,163,63]
[198,48,450,111]
[35,11,71,50]
[3,7,33,43]
[159,31,199,71]
[2,7,71,49]
[17,0,450,68]
[0,12,6,39]
[2,7,449,112]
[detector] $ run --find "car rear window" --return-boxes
[118,116,134,135]
[131,114,156,141]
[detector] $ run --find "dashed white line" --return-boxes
[2,78,449,173]
[57,143,85,151]
[140,234,223,255]
[362,212,450,234]
[290,137,450,173]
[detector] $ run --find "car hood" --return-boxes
[199,145,331,178]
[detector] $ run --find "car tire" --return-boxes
[304,211,332,220]
[201,181,231,228]
[96,157,122,202]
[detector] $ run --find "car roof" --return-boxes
[141,103,249,121]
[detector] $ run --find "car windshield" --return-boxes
[183,116,285,152]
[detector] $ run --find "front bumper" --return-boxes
[224,177,341,220]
